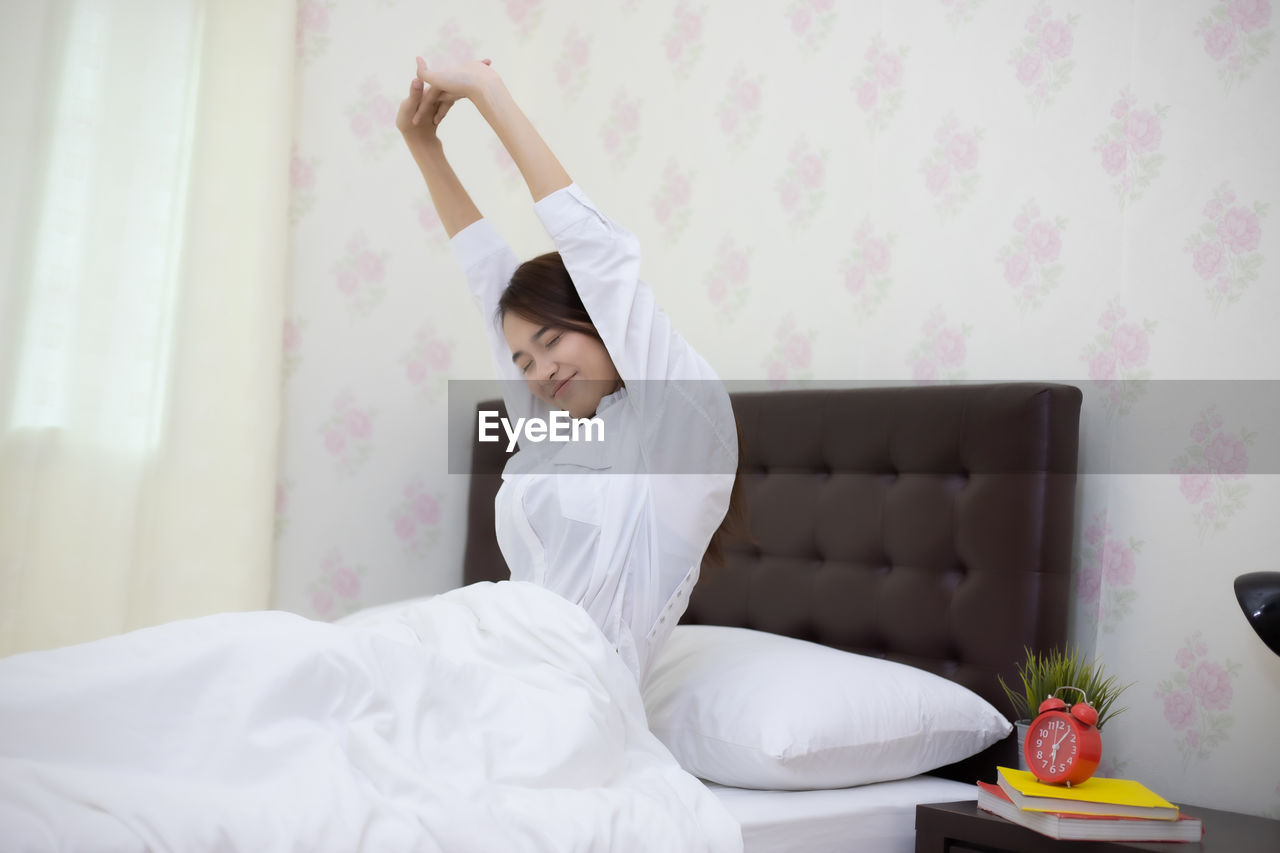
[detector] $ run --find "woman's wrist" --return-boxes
[405,135,445,161]
[472,75,514,121]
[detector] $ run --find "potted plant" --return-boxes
[998,646,1133,769]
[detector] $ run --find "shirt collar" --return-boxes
[595,385,627,415]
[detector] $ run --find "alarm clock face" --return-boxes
[1025,710,1086,784]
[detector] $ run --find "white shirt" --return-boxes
[450,183,737,684]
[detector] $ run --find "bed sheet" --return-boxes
[705,775,975,853]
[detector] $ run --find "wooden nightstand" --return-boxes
[915,799,1280,852]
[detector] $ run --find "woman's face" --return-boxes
[502,312,622,419]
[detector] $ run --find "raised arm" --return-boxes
[395,75,482,237]
[396,68,541,429]
[413,57,570,204]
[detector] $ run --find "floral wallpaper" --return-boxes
[1188,182,1268,310]
[1011,3,1077,109]
[279,0,1279,818]
[1173,405,1256,538]
[1075,512,1142,636]
[1156,632,1243,766]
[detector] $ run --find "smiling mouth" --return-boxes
[552,375,575,398]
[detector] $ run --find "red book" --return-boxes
[976,781,1204,843]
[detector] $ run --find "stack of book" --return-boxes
[976,766,1204,843]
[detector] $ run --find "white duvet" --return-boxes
[0,581,742,852]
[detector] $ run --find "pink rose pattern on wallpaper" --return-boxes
[999,201,1066,310]
[763,316,815,384]
[1155,633,1240,766]
[1081,302,1155,418]
[282,317,304,384]
[347,79,398,160]
[922,116,982,219]
[290,147,317,223]
[854,37,907,132]
[1171,406,1255,539]
[333,235,387,317]
[789,0,837,52]
[664,1,706,79]
[1093,751,1129,783]
[1074,513,1141,636]
[415,198,448,248]
[428,19,478,70]
[392,479,445,558]
[652,161,693,243]
[1196,0,1274,90]
[601,91,643,169]
[908,310,969,382]
[778,139,827,230]
[321,392,376,476]
[1184,183,1268,312]
[705,237,752,320]
[1010,4,1078,110]
[295,0,333,65]
[504,0,544,37]
[841,221,896,318]
[554,27,591,102]
[942,0,986,28]
[718,68,765,152]
[402,326,453,401]
[309,550,366,620]
[1094,88,1168,206]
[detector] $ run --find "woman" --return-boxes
[0,58,746,852]
[396,57,740,684]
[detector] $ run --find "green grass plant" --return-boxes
[998,646,1133,730]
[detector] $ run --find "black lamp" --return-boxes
[1234,572,1280,657]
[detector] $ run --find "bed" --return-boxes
[0,381,1080,851]
[462,381,1083,853]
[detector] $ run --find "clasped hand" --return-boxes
[395,56,498,140]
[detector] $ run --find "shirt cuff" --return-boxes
[449,217,509,271]
[533,182,599,238]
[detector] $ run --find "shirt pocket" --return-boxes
[552,442,611,526]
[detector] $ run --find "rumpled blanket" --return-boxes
[0,581,742,852]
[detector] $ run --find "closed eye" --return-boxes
[515,330,563,375]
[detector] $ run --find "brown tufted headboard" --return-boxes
[462,382,1082,783]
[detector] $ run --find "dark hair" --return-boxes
[499,251,751,570]
[497,251,602,342]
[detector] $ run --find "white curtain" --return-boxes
[0,0,296,656]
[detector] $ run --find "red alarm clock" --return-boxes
[1022,686,1102,786]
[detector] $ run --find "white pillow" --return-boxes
[642,625,1012,790]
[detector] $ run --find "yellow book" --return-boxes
[995,767,1179,821]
